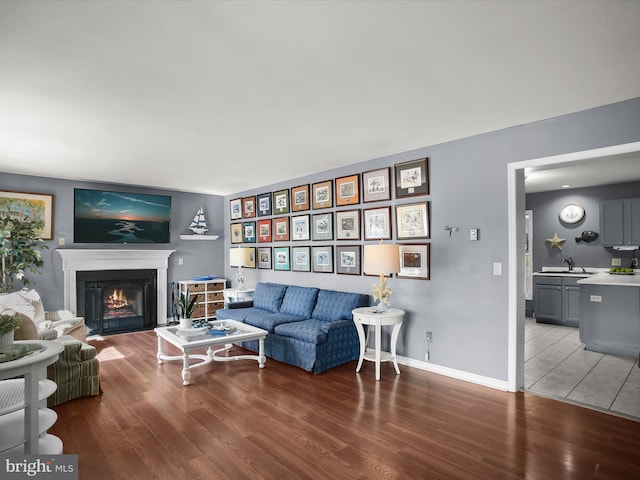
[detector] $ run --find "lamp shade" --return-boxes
[363,243,400,275]
[229,247,250,267]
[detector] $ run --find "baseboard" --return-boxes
[397,355,509,391]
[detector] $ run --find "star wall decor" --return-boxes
[545,233,566,250]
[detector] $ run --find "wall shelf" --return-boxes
[179,234,220,241]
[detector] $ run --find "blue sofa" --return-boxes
[216,282,368,373]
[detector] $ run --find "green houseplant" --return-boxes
[0,312,22,347]
[0,216,47,293]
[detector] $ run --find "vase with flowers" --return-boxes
[0,313,22,347]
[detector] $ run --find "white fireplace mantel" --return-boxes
[56,249,175,322]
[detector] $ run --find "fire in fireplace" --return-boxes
[76,269,157,335]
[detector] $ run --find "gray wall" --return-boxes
[0,174,225,313]
[224,97,640,382]
[527,181,640,272]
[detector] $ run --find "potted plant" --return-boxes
[0,312,22,347]
[178,289,199,329]
[0,216,47,293]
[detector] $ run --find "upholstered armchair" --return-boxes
[0,288,87,341]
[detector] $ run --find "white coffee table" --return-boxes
[155,319,267,385]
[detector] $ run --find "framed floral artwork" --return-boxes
[336,209,360,240]
[242,196,256,218]
[363,206,392,240]
[291,214,310,241]
[312,246,333,273]
[257,192,272,217]
[311,212,333,241]
[394,158,429,198]
[362,167,391,203]
[243,221,256,243]
[396,202,429,239]
[274,247,290,271]
[257,219,272,242]
[291,246,311,272]
[336,245,361,275]
[291,184,310,212]
[273,189,290,214]
[312,180,333,209]
[230,198,242,220]
[398,243,430,279]
[272,216,290,241]
[335,174,360,206]
[257,247,272,269]
[230,223,243,244]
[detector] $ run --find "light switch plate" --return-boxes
[470,228,479,241]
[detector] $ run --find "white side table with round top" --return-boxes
[352,307,405,381]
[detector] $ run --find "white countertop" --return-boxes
[534,267,640,287]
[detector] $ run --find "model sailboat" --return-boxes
[180,206,219,240]
[188,206,208,235]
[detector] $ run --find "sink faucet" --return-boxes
[562,257,574,271]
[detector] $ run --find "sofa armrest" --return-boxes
[228,300,253,309]
[320,319,355,333]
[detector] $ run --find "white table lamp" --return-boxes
[363,242,400,311]
[229,247,251,289]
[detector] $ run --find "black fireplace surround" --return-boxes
[76,269,157,335]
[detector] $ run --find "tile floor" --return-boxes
[524,317,640,420]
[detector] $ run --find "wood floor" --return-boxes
[50,330,640,480]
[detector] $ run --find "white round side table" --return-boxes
[352,307,404,381]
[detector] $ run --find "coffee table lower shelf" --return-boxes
[155,320,267,386]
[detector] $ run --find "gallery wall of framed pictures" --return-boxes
[228,157,430,279]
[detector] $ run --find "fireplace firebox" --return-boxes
[76,269,157,335]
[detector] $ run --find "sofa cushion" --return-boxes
[12,311,39,340]
[0,292,37,322]
[274,319,329,345]
[252,283,287,313]
[17,289,46,322]
[217,307,270,322]
[311,290,369,322]
[279,286,319,318]
[244,312,307,333]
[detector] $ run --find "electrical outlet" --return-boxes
[426,331,432,342]
[612,258,622,266]
[633,258,639,268]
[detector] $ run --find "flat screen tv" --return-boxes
[74,188,171,243]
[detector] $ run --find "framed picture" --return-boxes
[363,206,392,240]
[242,196,256,218]
[335,174,360,206]
[246,247,257,268]
[257,247,272,269]
[273,247,290,271]
[291,214,310,241]
[229,198,242,220]
[312,180,333,209]
[243,221,256,243]
[311,212,333,241]
[394,158,429,198]
[257,219,272,242]
[336,209,360,240]
[336,245,361,275]
[291,246,311,272]
[230,223,243,244]
[257,192,272,217]
[272,216,290,241]
[312,246,333,273]
[398,243,430,279]
[362,167,391,203]
[291,184,310,212]
[0,190,54,239]
[396,202,429,239]
[273,189,290,215]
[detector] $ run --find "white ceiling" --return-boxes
[1,1,640,195]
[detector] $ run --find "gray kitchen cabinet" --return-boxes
[601,197,640,246]
[534,275,586,327]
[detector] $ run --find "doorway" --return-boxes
[507,141,640,398]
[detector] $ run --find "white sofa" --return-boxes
[0,288,87,342]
